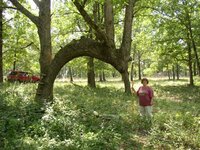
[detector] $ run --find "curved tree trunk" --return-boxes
[40,0,135,101]
[36,38,122,101]
[11,0,136,102]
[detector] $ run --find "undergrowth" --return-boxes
[0,79,200,149]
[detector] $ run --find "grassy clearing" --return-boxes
[0,78,200,149]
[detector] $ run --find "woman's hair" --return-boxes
[141,78,149,84]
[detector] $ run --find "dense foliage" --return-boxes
[0,79,200,149]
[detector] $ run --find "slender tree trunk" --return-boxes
[185,70,187,77]
[0,1,3,83]
[193,61,197,76]
[13,51,17,70]
[190,35,200,76]
[176,63,180,80]
[68,66,73,82]
[138,53,141,80]
[130,61,134,81]
[87,57,96,87]
[86,3,98,88]
[112,71,116,78]
[102,70,106,82]
[188,20,200,76]
[167,64,171,80]
[99,71,103,82]
[187,39,194,86]
[172,65,175,80]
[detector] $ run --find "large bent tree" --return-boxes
[10,0,136,102]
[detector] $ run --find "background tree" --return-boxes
[0,0,3,82]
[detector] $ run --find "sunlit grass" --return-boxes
[0,78,200,149]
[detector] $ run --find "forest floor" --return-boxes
[0,77,200,149]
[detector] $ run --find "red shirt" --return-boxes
[137,86,154,106]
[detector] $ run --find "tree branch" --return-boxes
[73,0,108,44]
[120,0,136,57]
[33,0,40,7]
[9,0,39,25]
[20,42,34,49]
[0,6,17,10]
[82,0,88,8]
[3,18,13,25]
[104,0,115,49]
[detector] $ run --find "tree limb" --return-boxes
[20,42,34,49]
[72,0,108,44]
[82,0,88,8]
[3,18,13,25]
[9,0,39,25]
[120,0,136,57]
[33,0,40,7]
[0,6,17,10]
[104,0,115,49]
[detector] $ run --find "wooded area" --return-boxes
[0,0,200,149]
[0,0,199,101]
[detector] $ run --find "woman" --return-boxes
[131,78,154,117]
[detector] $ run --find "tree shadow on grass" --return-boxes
[152,84,200,115]
[153,83,200,102]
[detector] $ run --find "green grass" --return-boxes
[0,78,200,149]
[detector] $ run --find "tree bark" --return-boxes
[187,37,194,86]
[172,65,175,81]
[36,37,123,101]
[86,3,98,88]
[167,64,171,80]
[102,70,106,82]
[99,71,103,82]
[119,0,135,93]
[0,0,3,83]
[186,10,200,76]
[193,61,197,76]
[104,0,115,49]
[138,53,142,80]
[130,61,134,81]
[68,66,73,82]
[121,70,130,93]
[176,63,180,80]
[87,57,96,87]
[9,0,52,102]
[35,1,52,101]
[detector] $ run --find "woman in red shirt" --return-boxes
[131,78,154,117]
